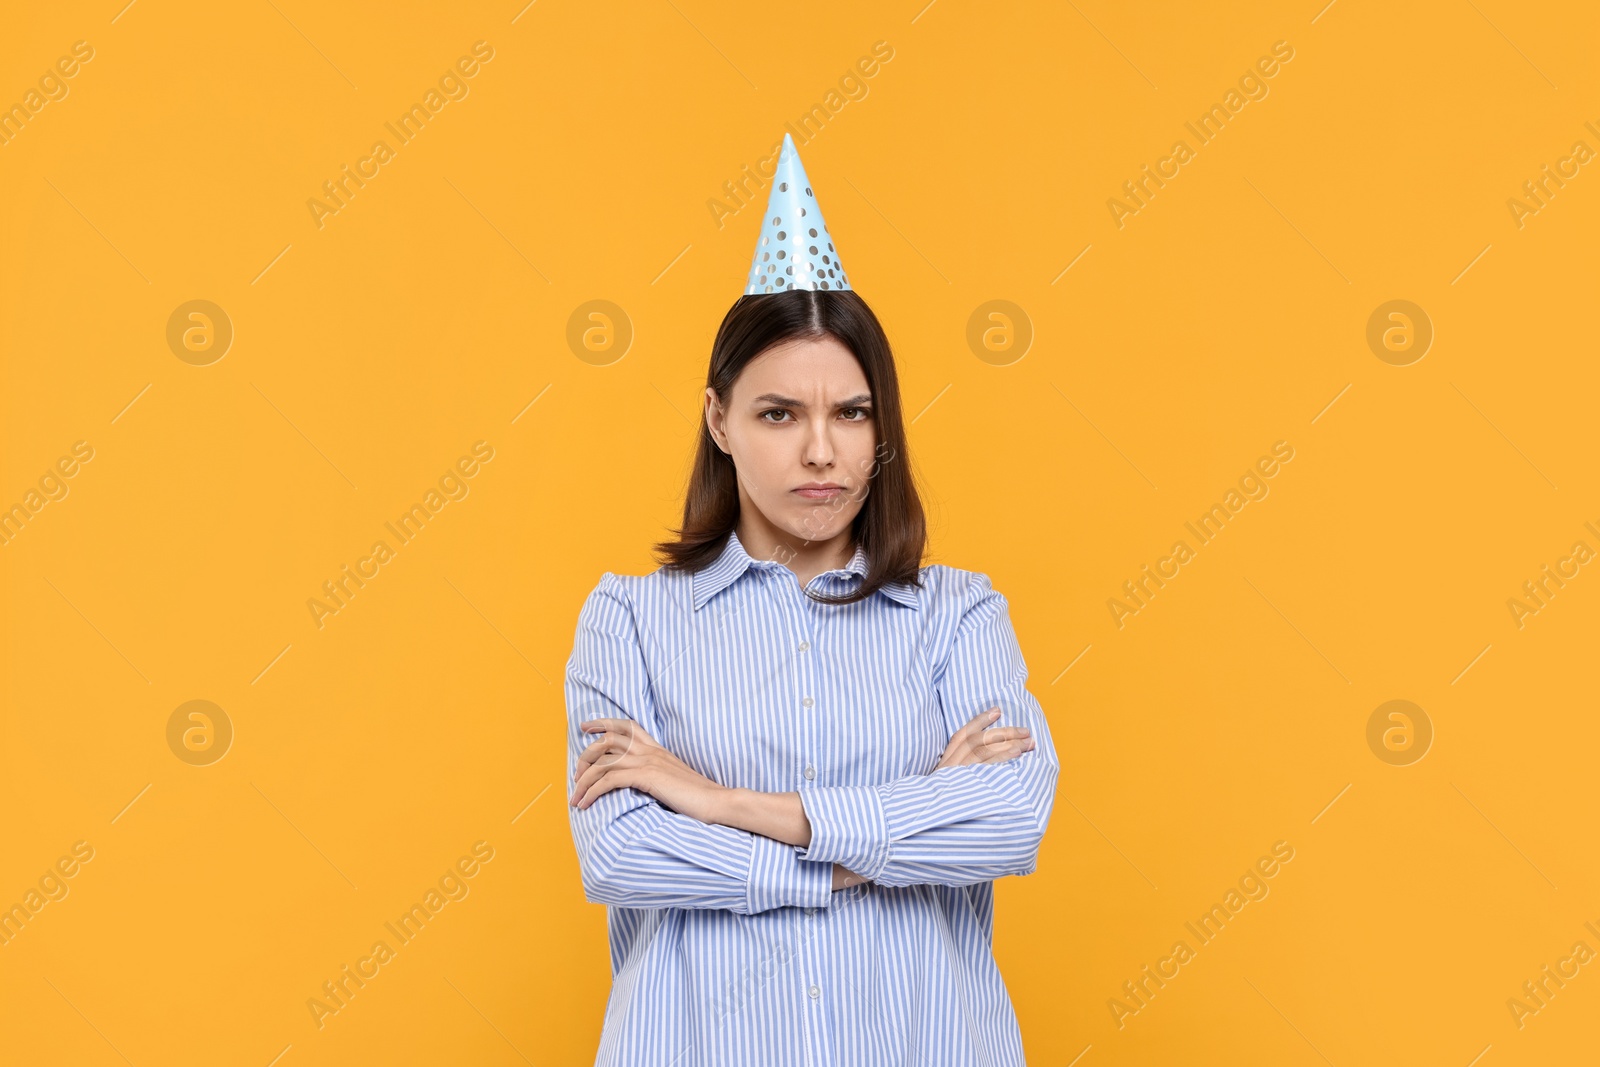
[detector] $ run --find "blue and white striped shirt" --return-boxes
[565,528,1060,1066]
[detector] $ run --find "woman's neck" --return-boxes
[736,517,854,589]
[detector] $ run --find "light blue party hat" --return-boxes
[744,133,852,295]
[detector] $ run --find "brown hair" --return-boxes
[651,288,927,605]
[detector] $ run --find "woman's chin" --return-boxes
[784,513,858,543]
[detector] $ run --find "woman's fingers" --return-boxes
[581,717,639,742]
[573,735,629,778]
[934,710,998,758]
[977,727,1032,760]
[580,718,660,751]
[952,708,1000,740]
[571,752,640,807]
[977,736,1035,763]
[935,708,1036,769]
[944,708,1002,753]
[574,719,660,780]
[574,727,637,769]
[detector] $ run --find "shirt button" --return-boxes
[798,640,810,651]
[808,985,820,999]
[803,765,816,780]
[804,907,816,917]
[802,696,814,708]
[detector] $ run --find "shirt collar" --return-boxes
[691,528,920,612]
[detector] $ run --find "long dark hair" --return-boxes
[652,288,927,606]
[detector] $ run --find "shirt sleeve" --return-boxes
[566,572,834,914]
[792,570,1060,888]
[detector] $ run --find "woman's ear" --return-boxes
[704,387,730,453]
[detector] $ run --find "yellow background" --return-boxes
[2,0,1596,1063]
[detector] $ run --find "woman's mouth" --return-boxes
[793,486,845,500]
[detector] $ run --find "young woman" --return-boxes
[564,135,1059,1066]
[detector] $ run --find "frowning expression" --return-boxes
[705,334,877,547]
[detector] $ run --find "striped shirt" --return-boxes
[565,528,1060,1066]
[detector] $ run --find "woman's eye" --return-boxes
[760,410,790,423]
[842,407,871,421]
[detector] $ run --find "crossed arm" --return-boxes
[564,571,1060,915]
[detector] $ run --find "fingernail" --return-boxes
[990,708,1001,718]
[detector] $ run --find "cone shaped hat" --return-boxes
[743,133,852,294]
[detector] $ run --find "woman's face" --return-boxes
[705,334,877,550]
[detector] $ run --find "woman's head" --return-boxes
[653,288,926,604]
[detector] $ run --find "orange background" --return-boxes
[3,1,1597,1064]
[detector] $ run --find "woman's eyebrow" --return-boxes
[750,392,873,409]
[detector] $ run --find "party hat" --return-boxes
[744,133,852,295]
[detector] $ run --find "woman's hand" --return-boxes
[570,717,729,825]
[825,711,1033,893]
[935,707,1034,770]
[832,863,868,891]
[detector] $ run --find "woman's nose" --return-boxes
[802,420,836,463]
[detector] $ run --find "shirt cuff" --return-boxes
[747,832,833,913]
[793,785,890,881]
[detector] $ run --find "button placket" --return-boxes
[775,572,830,1037]
[792,571,846,1066]
[787,576,820,792]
